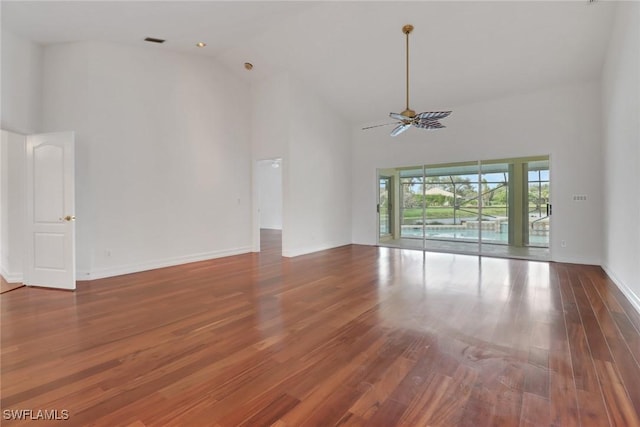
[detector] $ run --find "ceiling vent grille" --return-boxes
[144,37,166,44]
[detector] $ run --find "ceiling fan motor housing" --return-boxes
[401,108,416,118]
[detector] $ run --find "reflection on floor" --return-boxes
[380,238,549,261]
[260,228,282,258]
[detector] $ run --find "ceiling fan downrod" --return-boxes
[402,24,415,119]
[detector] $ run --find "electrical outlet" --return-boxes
[561,240,567,248]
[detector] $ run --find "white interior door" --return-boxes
[25,132,76,290]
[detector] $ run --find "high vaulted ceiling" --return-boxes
[2,1,617,125]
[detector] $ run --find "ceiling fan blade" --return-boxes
[415,111,452,120]
[391,123,411,137]
[362,122,400,130]
[389,112,410,121]
[414,120,445,130]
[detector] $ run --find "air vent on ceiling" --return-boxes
[144,37,166,44]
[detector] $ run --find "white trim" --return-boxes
[551,256,602,266]
[602,264,640,316]
[252,159,261,253]
[283,241,351,258]
[1,268,23,284]
[77,247,252,280]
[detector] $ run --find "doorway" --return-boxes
[255,158,283,254]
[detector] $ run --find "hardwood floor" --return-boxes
[0,276,24,294]
[1,229,639,426]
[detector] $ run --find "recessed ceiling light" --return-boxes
[244,62,254,71]
[144,37,166,44]
[196,42,207,48]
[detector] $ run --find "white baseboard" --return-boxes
[551,255,602,266]
[1,267,23,284]
[77,246,252,280]
[602,265,640,316]
[283,241,351,258]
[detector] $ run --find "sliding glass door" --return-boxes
[399,168,425,241]
[378,175,393,242]
[527,160,550,248]
[377,156,550,260]
[479,160,510,247]
[423,163,480,249]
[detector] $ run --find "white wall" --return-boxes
[0,130,26,282]
[1,29,42,134]
[352,81,604,265]
[602,2,640,313]
[251,74,290,161]
[41,42,93,274]
[257,160,282,230]
[251,74,352,257]
[284,78,352,257]
[41,41,252,279]
[0,132,3,277]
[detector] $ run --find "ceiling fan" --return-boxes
[363,24,451,137]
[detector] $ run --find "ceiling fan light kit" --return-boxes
[363,24,451,137]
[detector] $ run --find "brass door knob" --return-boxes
[64,215,76,221]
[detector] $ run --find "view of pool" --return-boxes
[401,227,549,246]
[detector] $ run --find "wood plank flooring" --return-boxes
[1,229,639,426]
[0,276,24,294]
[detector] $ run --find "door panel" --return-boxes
[479,161,509,246]
[34,233,66,268]
[34,145,65,222]
[526,161,550,247]
[25,132,76,290]
[378,176,392,240]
